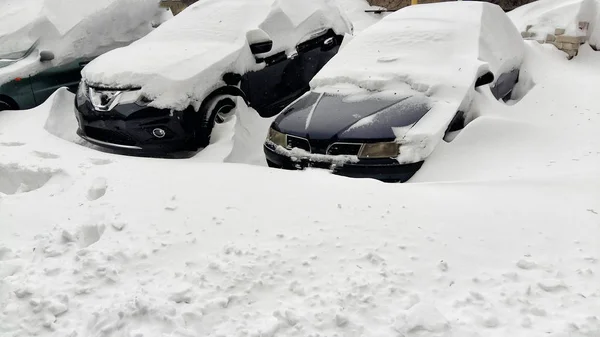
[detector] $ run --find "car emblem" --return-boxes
[90,88,122,111]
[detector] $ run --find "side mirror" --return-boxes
[39,51,54,62]
[249,41,273,55]
[475,71,494,87]
[246,28,273,55]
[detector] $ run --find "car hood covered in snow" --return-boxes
[275,92,430,141]
[0,0,168,85]
[307,1,525,164]
[82,0,353,111]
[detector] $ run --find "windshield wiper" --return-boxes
[0,39,40,68]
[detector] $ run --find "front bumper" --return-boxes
[75,99,195,153]
[264,144,423,182]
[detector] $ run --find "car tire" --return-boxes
[266,159,282,168]
[0,100,12,112]
[195,97,237,148]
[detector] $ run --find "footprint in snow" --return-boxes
[1,141,25,147]
[32,151,60,159]
[89,158,113,166]
[87,177,108,201]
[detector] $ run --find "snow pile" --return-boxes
[508,0,600,46]
[0,0,169,85]
[311,1,523,103]
[82,0,352,111]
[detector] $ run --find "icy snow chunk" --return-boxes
[393,302,450,334]
[517,259,538,270]
[538,279,568,292]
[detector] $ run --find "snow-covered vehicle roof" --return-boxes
[509,0,600,47]
[81,0,353,111]
[310,1,524,106]
[0,0,168,85]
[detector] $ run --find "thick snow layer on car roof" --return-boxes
[0,0,167,85]
[310,1,524,104]
[509,0,600,47]
[82,0,352,111]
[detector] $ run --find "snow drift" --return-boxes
[82,0,352,111]
[0,0,169,85]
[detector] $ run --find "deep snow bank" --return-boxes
[509,0,600,47]
[0,0,169,85]
[82,0,352,111]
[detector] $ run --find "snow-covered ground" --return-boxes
[1,3,600,337]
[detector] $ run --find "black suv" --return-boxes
[75,0,351,153]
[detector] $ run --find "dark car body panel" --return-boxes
[0,58,92,110]
[76,30,345,152]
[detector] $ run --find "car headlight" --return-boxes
[358,141,400,159]
[77,80,89,100]
[267,128,287,148]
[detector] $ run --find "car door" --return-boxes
[243,30,341,118]
[242,51,294,118]
[30,58,92,105]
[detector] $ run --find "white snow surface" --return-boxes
[508,0,600,47]
[82,0,352,111]
[311,1,524,165]
[0,0,168,85]
[2,7,600,337]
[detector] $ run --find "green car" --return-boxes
[0,41,92,112]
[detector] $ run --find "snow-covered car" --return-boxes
[264,1,524,182]
[0,0,169,112]
[75,0,353,153]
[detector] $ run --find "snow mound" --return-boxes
[509,0,600,47]
[82,0,352,111]
[0,0,169,85]
[311,1,524,105]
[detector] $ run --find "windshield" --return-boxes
[0,39,38,68]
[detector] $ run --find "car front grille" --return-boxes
[326,143,362,156]
[84,126,136,146]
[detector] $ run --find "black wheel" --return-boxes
[194,97,237,148]
[0,100,11,112]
